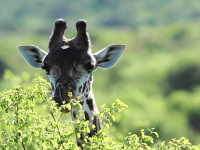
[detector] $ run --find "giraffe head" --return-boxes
[18,19,126,108]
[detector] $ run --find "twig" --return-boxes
[41,93,66,149]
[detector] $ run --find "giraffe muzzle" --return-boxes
[53,83,71,113]
[53,83,74,105]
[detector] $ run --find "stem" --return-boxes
[42,93,66,149]
[6,101,15,113]
[22,142,26,150]
[14,101,26,150]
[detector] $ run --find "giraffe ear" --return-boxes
[94,44,126,68]
[18,45,47,68]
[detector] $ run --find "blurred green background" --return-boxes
[1,0,200,145]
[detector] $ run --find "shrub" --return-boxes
[0,77,199,149]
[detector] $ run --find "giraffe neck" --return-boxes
[71,76,101,146]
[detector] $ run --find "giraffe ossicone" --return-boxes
[18,18,126,147]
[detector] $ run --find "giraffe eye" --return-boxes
[85,62,94,73]
[42,64,50,75]
[46,70,50,75]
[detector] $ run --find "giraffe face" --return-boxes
[42,46,96,103]
[18,18,126,107]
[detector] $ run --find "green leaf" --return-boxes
[22,136,28,143]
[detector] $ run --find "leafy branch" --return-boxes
[0,77,199,149]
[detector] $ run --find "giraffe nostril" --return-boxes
[68,82,76,89]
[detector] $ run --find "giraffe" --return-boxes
[18,19,126,147]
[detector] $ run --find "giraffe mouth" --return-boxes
[53,83,74,106]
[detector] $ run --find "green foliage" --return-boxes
[1,0,200,147]
[1,0,200,34]
[0,77,199,149]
